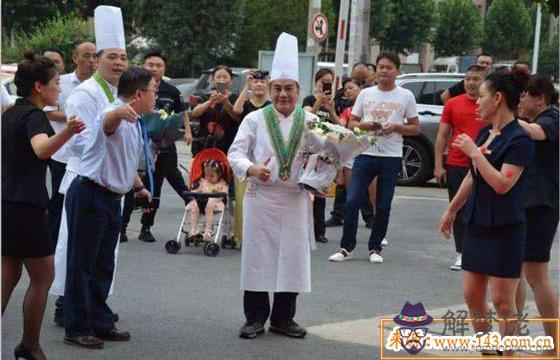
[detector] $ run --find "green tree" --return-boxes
[1,16,93,71]
[135,0,243,77]
[523,33,559,81]
[369,0,393,43]
[375,0,436,55]
[482,0,532,59]
[235,0,308,68]
[433,0,482,56]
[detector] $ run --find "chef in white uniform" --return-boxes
[228,32,317,339]
[50,5,128,325]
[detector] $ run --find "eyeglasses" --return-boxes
[398,327,429,338]
[141,89,158,98]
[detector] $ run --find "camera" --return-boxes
[252,70,269,80]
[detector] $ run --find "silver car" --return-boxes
[396,73,465,186]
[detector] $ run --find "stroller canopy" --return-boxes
[189,148,233,188]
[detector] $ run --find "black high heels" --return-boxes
[14,343,37,360]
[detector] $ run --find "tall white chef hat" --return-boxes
[94,6,126,51]
[270,32,299,83]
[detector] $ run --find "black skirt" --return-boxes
[462,223,525,278]
[2,201,54,258]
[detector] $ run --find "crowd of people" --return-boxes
[1,5,558,359]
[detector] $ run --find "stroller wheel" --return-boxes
[204,242,220,257]
[221,235,228,249]
[165,240,181,254]
[229,236,236,249]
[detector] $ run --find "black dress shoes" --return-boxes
[96,327,131,341]
[269,320,307,338]
[325,217,343,227]
[239,322,265,339]
[315,235,328,243]
[64,335,104,349]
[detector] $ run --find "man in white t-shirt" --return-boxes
[329,52,420,264]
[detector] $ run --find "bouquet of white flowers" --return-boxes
[141,109,184,148]
[298,120,376,194]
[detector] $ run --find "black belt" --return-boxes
[78,176,123,199]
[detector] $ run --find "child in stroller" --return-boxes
[185,159,228,242]
[166,148,235,256]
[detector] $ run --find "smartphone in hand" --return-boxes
[215,82,226,94]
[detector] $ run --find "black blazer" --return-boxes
[462,120,534,226]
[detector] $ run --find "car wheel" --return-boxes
[397,138,432,186]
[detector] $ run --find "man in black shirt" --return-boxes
[441,53,493,104]
[121,51,192,243]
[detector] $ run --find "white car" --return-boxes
[395,73,464,186]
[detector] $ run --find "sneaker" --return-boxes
[450,254,462,271]
[138,226,156,243]
[369,250,384,263]
[381,238,388,246]
[315,235,328,243]
[239,322,265,339]
[328,249,353,262]
[325,217,343,227]
[269,320,307,338]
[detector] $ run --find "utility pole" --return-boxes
[334,0,350,89]
[306,0,322,56]
[532,3,542,74]
[347,0,371,75]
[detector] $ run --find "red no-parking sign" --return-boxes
[310,12,329,43]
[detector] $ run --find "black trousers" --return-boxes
[64,178,121,336]
[445,165,469,253]
[331,184,374,221]
[48,159,67,243]
[141,146,188,227]
[313,197,326,237]
[121,190,135,232]
[244,291,298,326]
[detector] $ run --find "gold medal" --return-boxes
[281,169,290,181]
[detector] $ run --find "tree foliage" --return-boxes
[433,0,482,56]
[135,0,242,77]
[234,0,308,68]
[2,16,93,71]
[371,0,436,55]
[482,0,532,59]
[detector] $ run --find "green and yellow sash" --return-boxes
[93,71,115,103]
[263,105,305,181]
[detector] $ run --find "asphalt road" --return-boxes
[2,143,558,360]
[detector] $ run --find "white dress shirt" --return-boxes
[78,99,143,195]
[65,76,118,173]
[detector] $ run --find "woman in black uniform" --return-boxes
[2,52,84,360]
[516,75,559,356]
[439,70,532,356]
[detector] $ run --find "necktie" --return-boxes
[138,117,154,194]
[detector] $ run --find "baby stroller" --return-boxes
[165,148,236,256]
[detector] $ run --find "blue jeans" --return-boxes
[64,177,122,337]
[340,155,401,252]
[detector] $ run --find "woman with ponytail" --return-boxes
[439,69,533,356]
[2,52,85,360]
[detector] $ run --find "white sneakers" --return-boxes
[369,251,384,263]
[328,249,353,262]
[450,254,462,271]
[381,238,388,246]
[328,249,384,263]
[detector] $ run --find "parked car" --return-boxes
[395,73,464,186]
[1,74,18,103]
[429,56,475,74]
